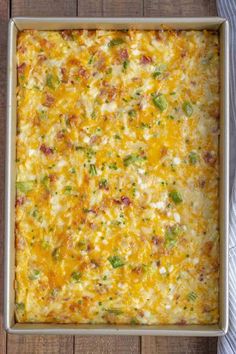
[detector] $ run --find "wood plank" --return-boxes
[7,335,74,354]
[141,337,217,354]
[78,0,103,16]
[144,0,217,16]
[0,1,8,353]
[142,0,218,353]
[11,0,77,16]
[7,1,76,353]
[103,0,143,17]
[75,336,141,354]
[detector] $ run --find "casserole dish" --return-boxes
[5,17,229,336]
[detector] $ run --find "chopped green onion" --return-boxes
[16,181,35,193]
[165,224,182,249]
[152,94,168,112]
[89,164,97,176]
[189,151,198,165]
[65,185,72,194]
[152,64,166,78]
[128,109,136,117]
[169,190,183,204]
[109,163,118,170]
[123,154,146,167]
[71,271,81,282]
[105,308,123,315]
[123,60,129,69]
[16,302,25,311]
[108,38,124,47]
[46,73,60,89]
[187,291,198,301]
[99,178,108,188]
[108,255,125,268]
[182,101,193,117]
[114,134,121,140]
[29,269,40,280]
[52,247,60,260]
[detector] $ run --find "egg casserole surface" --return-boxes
[15,29,220,324]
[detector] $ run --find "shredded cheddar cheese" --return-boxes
[15,29,220,324]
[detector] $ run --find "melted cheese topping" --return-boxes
[15,29,220,325]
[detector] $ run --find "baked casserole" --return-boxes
[15,29,220,325]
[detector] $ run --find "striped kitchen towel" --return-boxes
[217,0,236,353]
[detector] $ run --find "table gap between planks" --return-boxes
[0,0,218,353]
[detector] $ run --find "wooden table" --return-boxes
[0,0,219,353]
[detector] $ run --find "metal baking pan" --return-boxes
[4,17,229,336]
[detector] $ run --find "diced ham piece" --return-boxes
[43,93,55,107]
[121,196,131,206]
[61,67,68,83]
[78,66,89,79]
[203,151,217,166]
[16,196,25,206]
[119,48,129,60]
[40,144,53,155]
[57,130,65,139]
[17,63,26,74]
[140,55,152,64]
[61,30,73,41]
[49,174,57,182]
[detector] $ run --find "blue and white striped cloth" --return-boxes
[217,0,236,353]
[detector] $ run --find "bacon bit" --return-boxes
[156,260,161,267]
[91,259,99,268]
[69,303,80,311]
[68,114,78,126]
[40,38,54,49]
[152,236,159,245]
[199,273,205,282]
[17,45,26,54]
[86,243,92,251]
[66,140,74,149]
[87,30,95,37]
[203,151,217,166]
[181,50,187,58]
[49,174,57,182]
[203,241,214,255]
[61,67,68,83]
[43,93,55,107]
[155,31,165,41]
[87,208,97,215]
[176,319,187,325]
[191,80,197,86]
[198,177,206,188]
[16,196,25,206]
[40,144,53,155]
[99,182,109,191]
[140,55,152,64]
[132,266,143,274]
[69,58,80,66]
[121,196,131,206]
[113,199,122,205]
[38,54,47,64]
[57,130,65,139]
[90,135,98,145]
[78,66,89,79]
[17,63,26,75]
[160,146,168,157]
[61,30,73,41]
[119,48,129,60]
[89,222,97,230]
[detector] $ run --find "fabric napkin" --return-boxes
[217,0,236,353]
